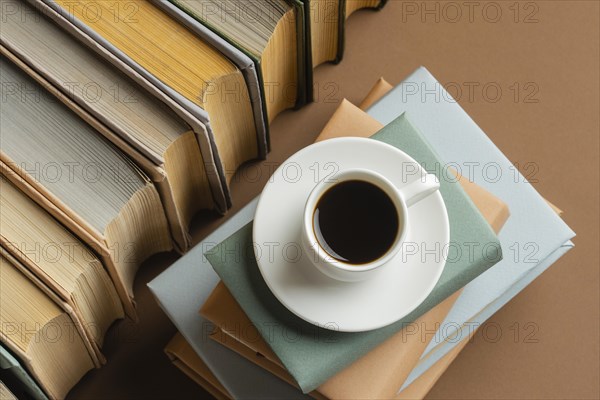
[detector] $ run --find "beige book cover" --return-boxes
[203,284,462,400]
[396,334,472,400]
[164,330,474,400]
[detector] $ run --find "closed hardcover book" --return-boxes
[0,250,96,399]
[0,56,173,319]
[164,333,231,400]
[0,177,124,364]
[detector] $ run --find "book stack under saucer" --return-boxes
[149,68,574,399]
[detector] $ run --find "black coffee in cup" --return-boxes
[312,180,399,264]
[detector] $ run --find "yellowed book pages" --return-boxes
[0,175,126,362]
[169,0,299,121]
[1,21,207,251]
[0,251,96,400]
[0,54,174,320]
[52,0,258,184]
[311,0,340,67]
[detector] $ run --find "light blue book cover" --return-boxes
[366,67,575,390]
[399,241,573,391]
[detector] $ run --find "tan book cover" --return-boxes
[203,284,462,400]
[395,334,472,400]
[358,77,393,110]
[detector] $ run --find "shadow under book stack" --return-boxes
[0,0,387,398]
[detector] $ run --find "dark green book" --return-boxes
[206,114,502,392]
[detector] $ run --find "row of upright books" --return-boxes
[0,0,386,398]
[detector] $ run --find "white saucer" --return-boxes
[253,137,449,332]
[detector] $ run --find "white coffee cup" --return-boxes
[301,168,440,282]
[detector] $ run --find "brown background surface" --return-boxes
[68,1,599,399]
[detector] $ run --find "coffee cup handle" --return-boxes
[399,173,440,207]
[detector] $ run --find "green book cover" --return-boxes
[206,114,502,392]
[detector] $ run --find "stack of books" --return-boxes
[149,68,575,399]
[0,0,386,398]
